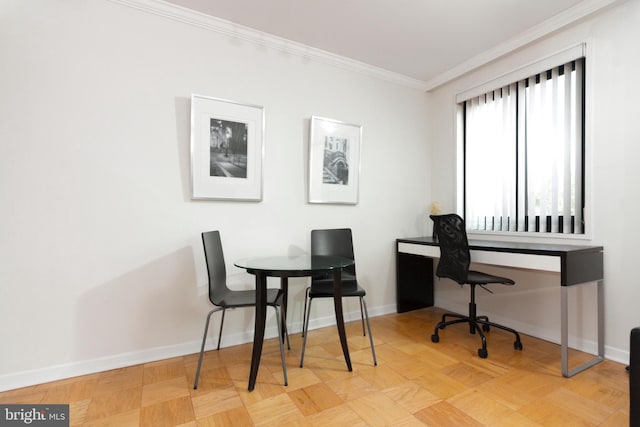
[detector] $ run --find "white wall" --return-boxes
[0,0,431,390]
[427,0,640,363]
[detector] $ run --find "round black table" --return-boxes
[234,255,354,391]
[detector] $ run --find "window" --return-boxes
[460,53,585,235]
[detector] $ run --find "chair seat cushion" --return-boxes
[309,278,365,297]
[212,288,282,307]
[466,270,515,285]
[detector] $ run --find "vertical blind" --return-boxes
[464,57,584,234]
[465,85,517,231]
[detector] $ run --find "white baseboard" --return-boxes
[0,327,269,392]
[0,303,397,392]
[0,340,200,392]
[4,301,621,393]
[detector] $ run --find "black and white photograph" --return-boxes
[308,116,361,204]
[209,118,248,178]
[322,135,350,185]
[190,94,264,201]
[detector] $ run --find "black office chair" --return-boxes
[193,231,288,389]
[430,214,523,358]
[300,228,377,367]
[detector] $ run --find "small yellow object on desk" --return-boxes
[429,202,441,241]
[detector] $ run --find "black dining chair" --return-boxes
[430,214,523,358]
[300,228,377,367]
[193,231,288,389]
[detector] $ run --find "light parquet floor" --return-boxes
[0,307,629,426]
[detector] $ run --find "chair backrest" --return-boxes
[201,231,230,303]
[311,228,356,276]
[430,214,471,284]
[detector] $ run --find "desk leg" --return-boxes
[248,272,267,391]
[561,280,605,377]
[597,279,605,358]
[333,269,352,371]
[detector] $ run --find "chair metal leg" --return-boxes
[359,297,366,336]
[194,307,223,389]
[301,287,310,337]
[216,308,226,350]
[441,312,470,324]
[440,313,468,323]
[281,306,291,350]
[475,323,488,358]
[361,297,377,366]
[300,297,314,367]
[432,317,470,338]
[275,292,291,350]
[476,318,523,350]
[432,317,489,358]
[273,305,288,386]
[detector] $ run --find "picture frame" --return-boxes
[308,116,362,204]
[190,94,264,201]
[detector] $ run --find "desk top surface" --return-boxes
[398,236,603,256]
[234,255,353,275]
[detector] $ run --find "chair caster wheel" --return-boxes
[478,348,488,358]
[431,334,439,343]
[482,324,490,332]
[514,341,523,350]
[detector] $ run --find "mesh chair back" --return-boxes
[311,228,356,276]
[430,214,471,284]
[201,231,230,304]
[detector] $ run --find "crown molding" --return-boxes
[107,0,621,93]
[423,0,621,91]
[107,0,430,91]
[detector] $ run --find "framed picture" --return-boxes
[190,94,264,201]
[308,116,362,204]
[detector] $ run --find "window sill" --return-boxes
[466,229,593,245]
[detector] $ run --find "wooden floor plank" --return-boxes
[0,308,629,426]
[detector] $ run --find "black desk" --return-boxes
[396,236,604,377]
[234,255,354,391]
